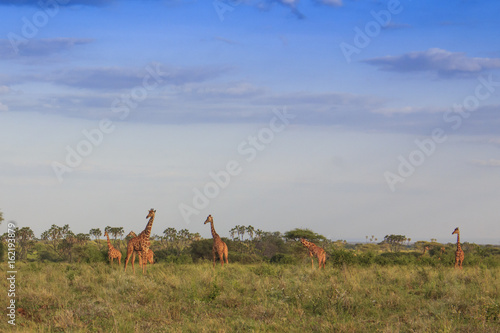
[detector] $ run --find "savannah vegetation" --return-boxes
[1,212,499,332]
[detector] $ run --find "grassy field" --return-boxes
[2,261,499,332]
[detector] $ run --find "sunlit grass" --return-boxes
[1,262,499,332]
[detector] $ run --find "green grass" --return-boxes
[2,262,499,332]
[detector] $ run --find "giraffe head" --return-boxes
[126,231,137,238]
[146,209,156,219]
[452,227,460,235]
[104,231,109,237]
[300,238,308,246]
[204,215,213,224]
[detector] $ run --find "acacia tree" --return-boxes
[384,234,407,252]
[89,228,102,243]
[41,224,72,260]
[16,226,35,260]
[284,228,326,243]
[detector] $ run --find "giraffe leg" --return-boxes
[142,251,148,274]
[219,250,224,267]
[124,246,134,272]
[224,243,228,264]
[212,247,216,268]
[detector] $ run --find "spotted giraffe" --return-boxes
[204,215,228,267]
[300,238,326,269]
[124,209,156,274]
[126,231,154,266]
[104,231,122,265]
[452,227,465,269]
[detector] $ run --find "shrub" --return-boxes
[270,253,296,265]
[328,249,357,267]
[230,252,262,264]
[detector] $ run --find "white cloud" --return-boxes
[364,48,500,77]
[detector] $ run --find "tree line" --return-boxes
[1,210,499,267]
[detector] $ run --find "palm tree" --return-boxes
[246,225,255,241]
[229,227,237,241]
[236,225,246,241]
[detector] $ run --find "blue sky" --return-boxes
[1,0,499,244]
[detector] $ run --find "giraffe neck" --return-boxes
[106,233,112,249]
[143,215,155,239]
[303,240,314,249]
[210,222,219,239]
[456,233,462,251]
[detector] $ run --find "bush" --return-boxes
[357,251,376,266]
[270,253,296,265]
[190,239,214,262]
[230,252,262,264]
[328,249,357,267]
[79,246,107,263]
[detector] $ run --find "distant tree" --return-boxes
[383,235,407,252]
[109,227,123,240]
[16,226,35,260]
[75,233,90,246]
[41,224,72,260]
[254,229,265,241]
[229,227,237,241]
[61,231,77,262]
[163,227,177,242]
[236,225,246,241]
[284,228,326,243]
[255,231,287,258]
[246,225,255,241]
[89,228,102,241]
[0,210,3,225]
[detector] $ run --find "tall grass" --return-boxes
[1,262,499,332]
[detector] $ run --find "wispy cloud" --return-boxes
[0,38,93,59]
[20,64,230,90]
[363,48,500,77]
[0,0,114,6]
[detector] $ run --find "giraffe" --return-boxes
[124,209,156,274]
[204,215,228,267]
[300,238,326,269]
[104,231,122,265]
[418,246,430,261]
[126,231,154,266]
[452,227,465,269]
